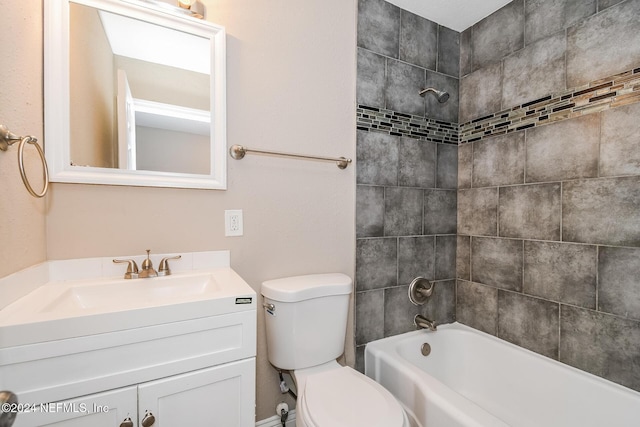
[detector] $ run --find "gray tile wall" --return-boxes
[460,0,640,123]
[567,0,640,87]
[456,0,640,393]
[355,0,640,393]
[457,101,640,392]
[355,0,461,371]
[355,129,457,368]
[357,0,460,123]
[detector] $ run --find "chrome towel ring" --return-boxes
[0,124,49,198]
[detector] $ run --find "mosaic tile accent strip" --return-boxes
[357,68,640,146]
[356,105,459,145]
[460,67,640,144]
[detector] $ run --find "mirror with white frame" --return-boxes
[45,0,227,189]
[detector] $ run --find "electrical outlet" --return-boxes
[225,210,243,236]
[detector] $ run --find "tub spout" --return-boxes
[414,314,437,331]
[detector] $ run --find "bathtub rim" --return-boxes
[365,321,640,399]
[364,321,640,427]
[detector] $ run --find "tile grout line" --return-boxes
[521,239,525,295]
[558,303,562,361]
[559,181,563,242]
[595,245,599,312]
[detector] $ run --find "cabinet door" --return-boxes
[138,358,255,427]
[13,386,137,427]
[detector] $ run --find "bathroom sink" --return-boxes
[40,273,219,313]
[0,264,256,349]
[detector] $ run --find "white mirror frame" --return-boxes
[44,0,227,189]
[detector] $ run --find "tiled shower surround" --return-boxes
[457,98,640,392]
[356,0,640,392]
[355,0,460,371]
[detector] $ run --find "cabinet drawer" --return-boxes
[13,386,137,427]
[1,310,256,404]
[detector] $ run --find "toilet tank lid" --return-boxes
[261,273,352,302]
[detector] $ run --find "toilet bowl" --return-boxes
[261,273,410,427]
[293,362,410,427]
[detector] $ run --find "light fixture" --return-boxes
[179,0,204,19]
[138,0,204,19]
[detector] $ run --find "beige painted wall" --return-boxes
[0,1,47,279]
[44,0,357,421]
[70,3,116,168]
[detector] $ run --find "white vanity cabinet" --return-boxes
[18,358,255,427]
[0,255,257,427]
[5,308,257,427]
[0,251,257,427]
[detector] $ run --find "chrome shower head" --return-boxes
[436,90,450,103]
[419,87,450,103]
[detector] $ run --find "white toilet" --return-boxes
[261,273,410,427]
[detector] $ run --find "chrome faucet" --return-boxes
[414,314,437,331]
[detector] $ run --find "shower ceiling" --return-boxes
[385,0,512,31]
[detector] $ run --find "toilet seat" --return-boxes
[298,366,408,427]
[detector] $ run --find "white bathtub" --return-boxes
[365,322,640,427]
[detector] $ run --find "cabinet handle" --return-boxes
[141,411,156,427]
[119,417,134,427]
[0,391,18,427]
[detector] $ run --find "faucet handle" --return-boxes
[113,259,139,279]
[158,255,182,276]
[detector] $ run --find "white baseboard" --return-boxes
[256,409,297,427]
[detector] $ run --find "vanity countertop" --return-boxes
[0,251,256,348]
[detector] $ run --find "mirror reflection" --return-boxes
[69,2,211,174]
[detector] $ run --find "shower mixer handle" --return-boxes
[408,277,434,305]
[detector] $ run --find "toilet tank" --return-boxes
[261,273,352,370]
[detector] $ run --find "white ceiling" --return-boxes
[384,0,513,32]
